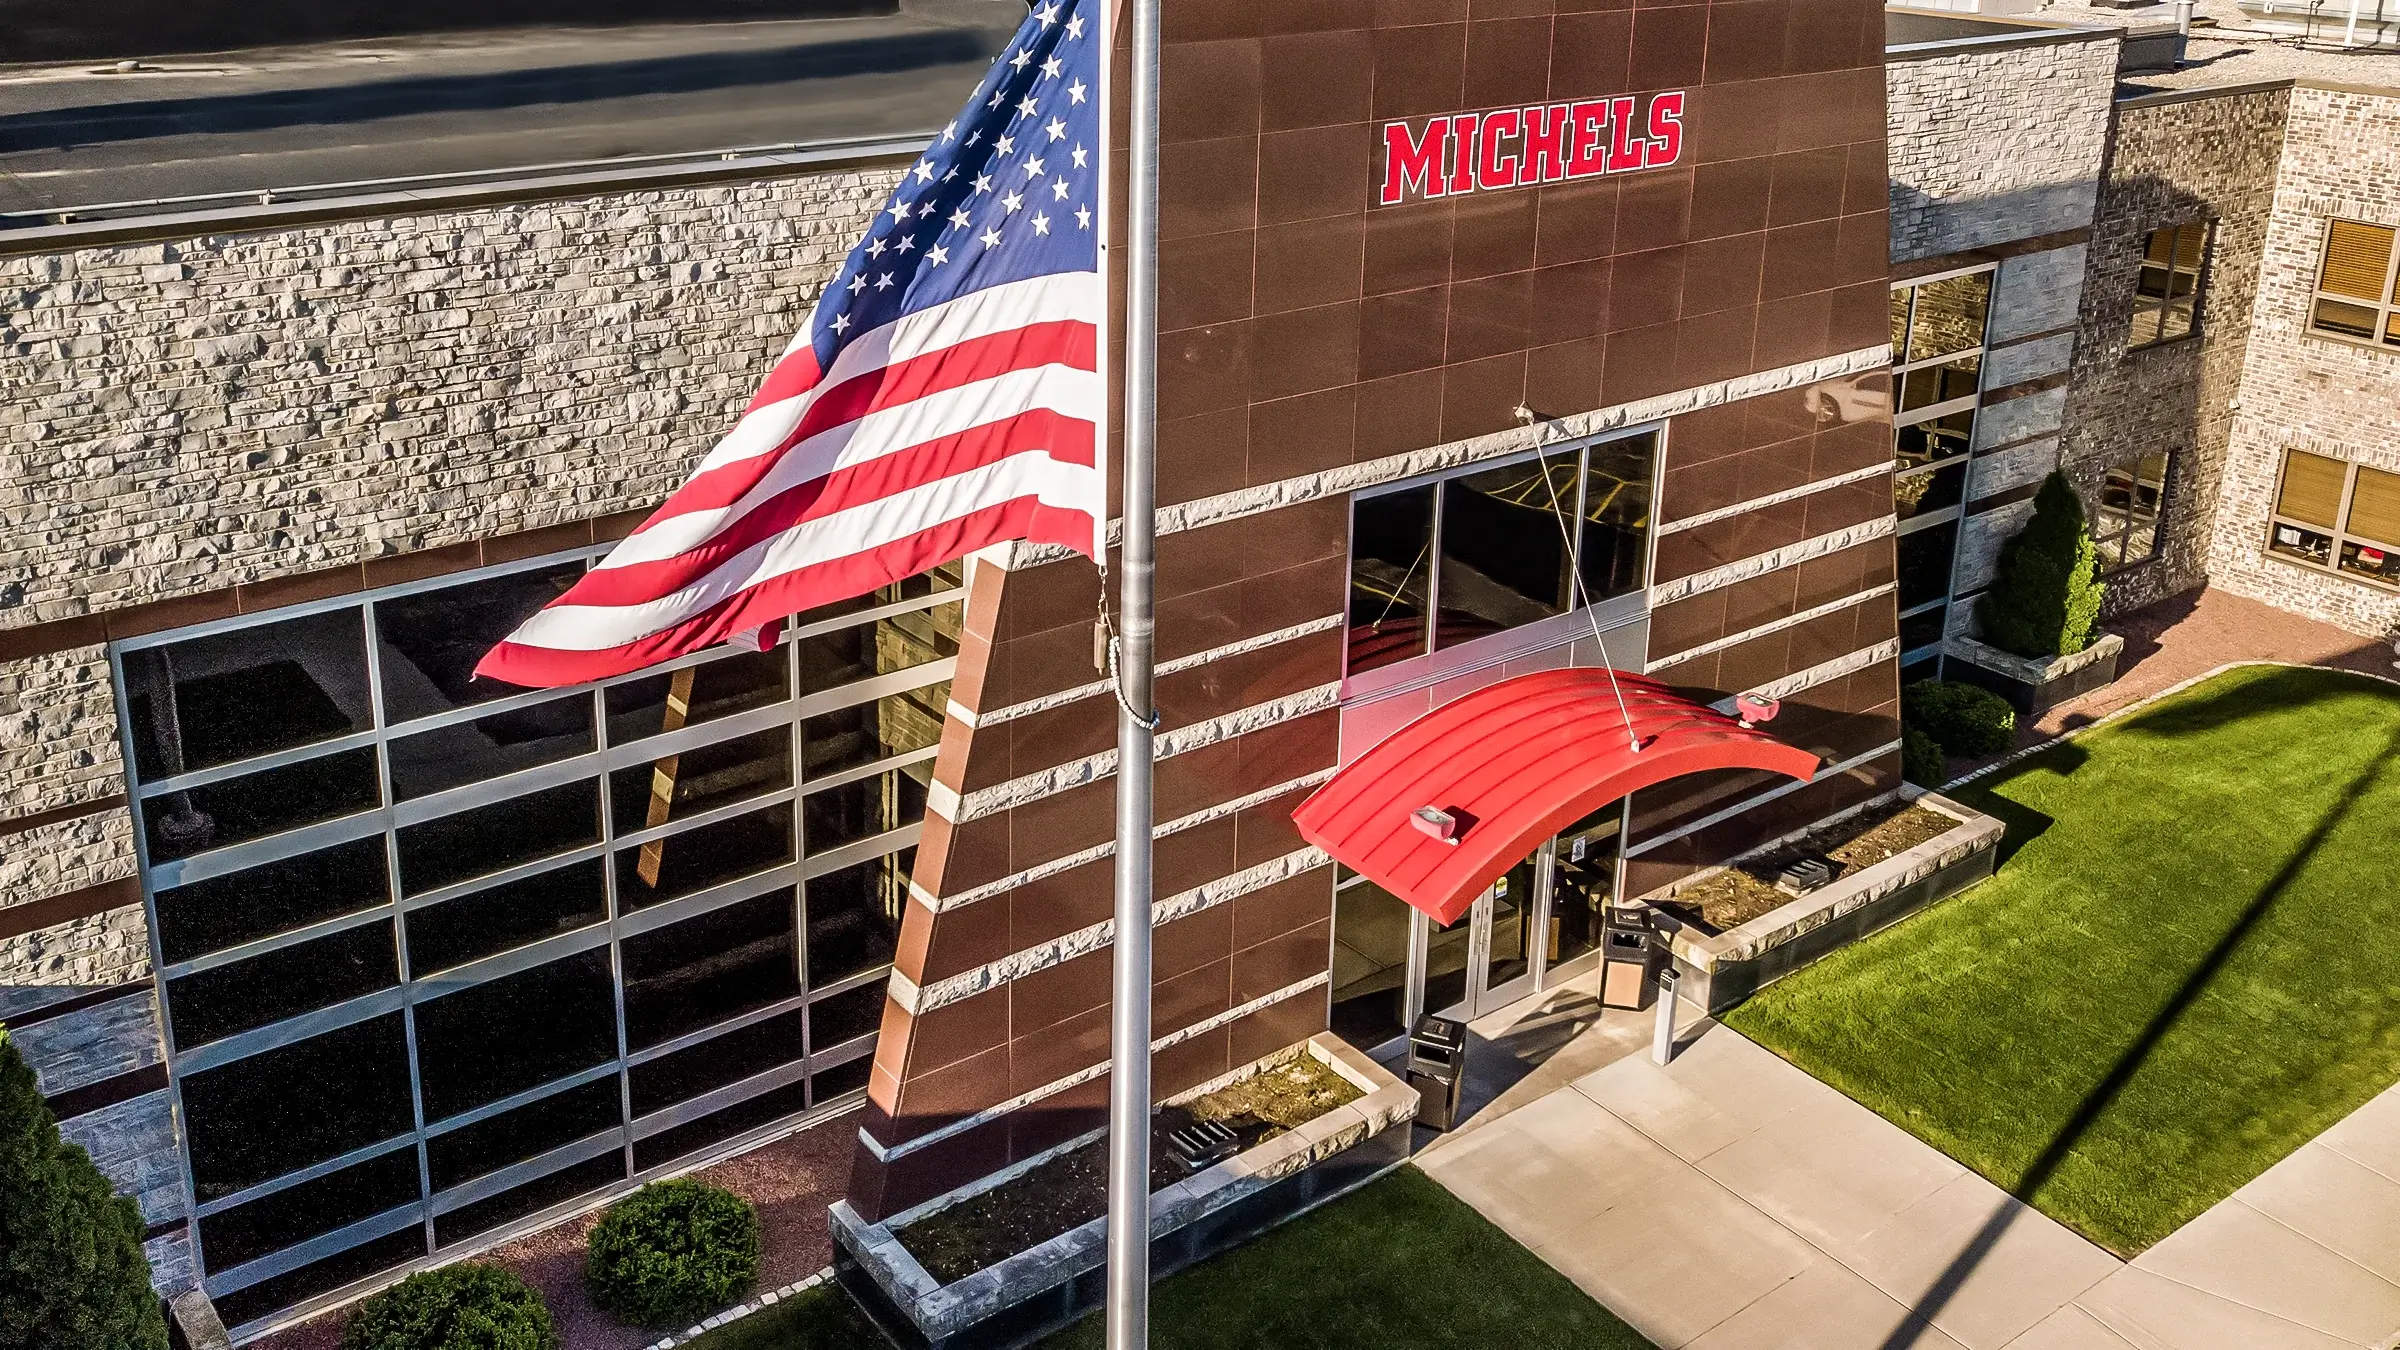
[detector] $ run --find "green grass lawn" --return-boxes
[1726,664,2400,1255]
[683,1168,1650,1350]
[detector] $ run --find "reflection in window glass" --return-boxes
[621,891,801,1051]
[413,950,618,1124]
[153,837,389,965]
[435,1152,626,1250]
[1330,875,1413,1048]
[1903,272,1991,362]
[373,563,581,723]
[802,768,927,857]
[181,1014,415,1200]
[1895,408,1974,471]
[1894,464,1966,522]
[616,802,795,909]
[1900,604,1950,656]
[608,726,793,836]
[123,608,372,783]
[2269,520,2335,567]
[198,1149,419,1274]
[1578,438,1652,604]
[605,648,791,747]
[426,1077,622,1192]
[404,860,606,975]
[211,1228,427,1333]
[809,982,884,1053]
[801,686,946,779]
[812,1056,872,1105]
[805,849,912,986]
[388,697,594,802]
[145,746,381,864]
[2131,221,2211,347]
[167,922,397,1050]
[1344,485,1434,675]
[793,603,961,692]
[1897,523,1960,611]
[2094,452,2170,571]
[1898,356,1980,413]
[396,778,600,896]
[629,1008,806,1116]
[633,1080,810,1174]
[1436,455,1575,649]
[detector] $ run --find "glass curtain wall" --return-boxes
[1888,269,1993,684]
[115,549,961,1332]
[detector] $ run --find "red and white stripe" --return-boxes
[475,273,1104,687]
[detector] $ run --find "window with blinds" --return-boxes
[2129,221,2211,348]
[2310,219,2400,345]
[2266,450,2400,587]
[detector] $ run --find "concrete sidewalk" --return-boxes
[1419,1027,2400,1350]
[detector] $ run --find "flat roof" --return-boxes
[2050,0,2400,96]
[0,11,1011,222]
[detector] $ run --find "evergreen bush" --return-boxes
[1902,680,2017,758]
[1902,726,1948,787]
[0,1026,167,1350]
[1977,472,2106,659]
[342,1264,555,1350]
[584,1179,759,1329]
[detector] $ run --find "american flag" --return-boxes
[479,0,1106,687]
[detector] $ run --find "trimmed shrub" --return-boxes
[1903,680,2017,758]
[1902,726,1948,787]
[0,1026,168,1350]
[342,1264,555,1350]
[585,1180,760,1329]
[1977,472,2106,659]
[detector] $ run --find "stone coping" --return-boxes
[1947,630,2125,686]
[1661,788,2006,972]
[830,1033,1415,1344]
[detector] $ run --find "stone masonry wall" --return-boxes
[2061,85,2291,617]
[2210,83,2400,639]
[0,162,899,987]
[1885,31,2121,265]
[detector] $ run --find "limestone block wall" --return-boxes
[2209,83,2400,638]
[2059,84,2290,617]
[0,163,901,993]
[1884,28,2119,265]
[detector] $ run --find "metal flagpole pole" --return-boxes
[1105,0,1162,1346]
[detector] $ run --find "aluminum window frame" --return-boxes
[113,544,954,1311]
[2127,219,2214,350]
[2306,216,2400,351]
[1341,425,1664,691]
[2093,450,2174,574]
[2264,450,2400,592]
[1887,266,1996,679]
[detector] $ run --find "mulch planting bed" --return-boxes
[1655,802,1958,935]
[896,1052,1362,1285]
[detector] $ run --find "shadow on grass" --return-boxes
[1879,720,2400,1349]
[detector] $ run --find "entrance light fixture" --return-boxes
[1411,805,1462,844]
[1735,691,1780,728]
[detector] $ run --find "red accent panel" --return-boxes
[1293,669,1819,925]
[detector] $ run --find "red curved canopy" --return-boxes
[1294,668,1821,925]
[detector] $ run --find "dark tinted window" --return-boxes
[167,922,398,1049]
[628,1007,805,1116]
[1578,437,1653,604]
[198,1149,419,1273]
[434,1152,624,1250]
[621,891,800,1051]
[153,837,389,965]
[800,687,946,779]
[123,608,371,782]
[805,848,911,986]
[1897,523,1961,611]
[615,802,795,910]
[426,1077,623,1193]
[809,982,885,1053]
[145,748,381,863]
[793,603,960,691]
[608,726,792,835]
[801,769,926,857]
[181,1015,414,1200]
[1346,484,1433,675]
[404,860,607,974]
[414,951,618,1124]
[396,778,600,896]
[605,648,791,746]
[388,697,594,802]
[1437,455,1575,649]
[374,563,581,723]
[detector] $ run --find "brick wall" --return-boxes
[2208,83,2400,638]
[2060,84,2290,617]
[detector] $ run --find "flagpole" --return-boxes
[1105,0,1161,1344]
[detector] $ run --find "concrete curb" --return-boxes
[646,1266,838,1350]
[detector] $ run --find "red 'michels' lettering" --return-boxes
[1568,100,1610,178]
[1476,109,1522,191]
[1607,95,1645,172]
[1521,103,1572,185]
[1645,91,1685,168]
[1447,113,1481,196]
[1380,120,1449,205]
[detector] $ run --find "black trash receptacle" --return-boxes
[1406,1013,1468,1130]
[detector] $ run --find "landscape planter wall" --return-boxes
[1944,631,2125,717]
[1656,789,2005,1014]
[829,1034,1414,1350]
